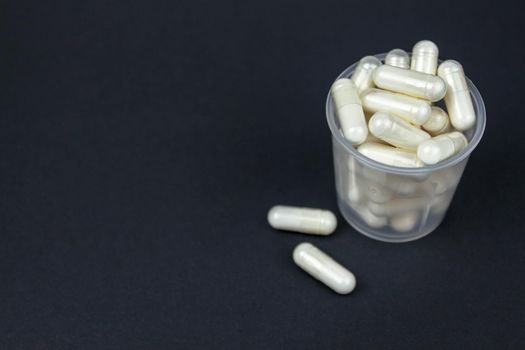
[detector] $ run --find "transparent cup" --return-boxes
[326,53,486,242]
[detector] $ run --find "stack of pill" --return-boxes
[331,40,474,167]
[330,40,478,234]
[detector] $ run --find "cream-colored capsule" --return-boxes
[438,60,476,131]
[358,142,424,168]
[268,206,337,235]
[390,211,420,232]
[351,56,382,94]
[355,205,388,228]
[331,79,368,145]
[373,65,446,102]
[293,243,356,295]
[411,40,439,75]
[417,131,468,165]
[385,49,410,69]
[369,112,430,151]
[368,197,427,216]
[422,107,451,135]
[361,88,431,126]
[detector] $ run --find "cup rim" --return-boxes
[326,53,486,175]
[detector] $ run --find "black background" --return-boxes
[1,0,524,349]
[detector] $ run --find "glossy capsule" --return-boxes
[438,60,476,131]
[368,112,430,151]
[422,106,451,135]
[373,65,446,102]
[417,131,468,165]
[358,142,424,168]
[331,79,368,145]
[293,243,356,295]
[351,56,382,94]
[385,49,410,69]
[267,205,337,235]
[411,40,439,75]
[361,88,431,126]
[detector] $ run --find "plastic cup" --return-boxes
[326,53,486,242]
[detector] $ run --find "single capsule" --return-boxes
[358,142,424,168]
[390,211,420,232]
[331,79,368,145]
[417,131,468,165]
[346,157,362,205]
[293,242,356,295]
[267,205,337,235]
[361,88,431,126]
[373,65,446,102]
[385,49,410,69]
[411,40,439,75]
[438,60,476,131]
[368,197,427,216]
[351,56,382,94]
[355,204,388,228]
[369,112,430,151]
[422,106,451,135]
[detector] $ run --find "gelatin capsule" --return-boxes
[361,88,431,126]
[369,112,430,151]
[373,65,446,102]
[358,142,424,168]
[438,60,476,131]
[422,106,451,135]
[293,242,356,295]
[417,131,468,165]
[268,205,337,235]
[385,49,410,69]
[351,56,382,94]
[331,79,368,145]
[411,40,439,75]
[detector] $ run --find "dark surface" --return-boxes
[1,0,524,349]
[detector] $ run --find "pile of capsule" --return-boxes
[330,40,477,233]
[331,40,475,167]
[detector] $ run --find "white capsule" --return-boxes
[385,49,410,69]
[355,205,388,228]
[411,40,439,75]
[351,56,382,94]
[368,197,427,216]
[373,65,446,102]
[369,112,430,151]
[422,107,451,135]
[417,131,468,165]
[346,157,362,204]
[438,60,476,131]
[268,205,337,235]
[390,211,420,232]
[358,142,424,168]
[293,242,356,295]
[361,88,431,126]
[331,79,368,145]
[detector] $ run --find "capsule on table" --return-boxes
[411,40,439,75]
[293,242,356,295]
[417,131,468,165]
[385,49,410,69]
[438,60,476,131]
[331,79,368,145]
[358,142,424,168]
[267,205,337,235]
[422,106,451,136]
[361,88,431,126]
[351,56,382,94]
[373,65,446,102]
[368,112,430,151]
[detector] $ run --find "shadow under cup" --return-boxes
[326,53,486,242]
